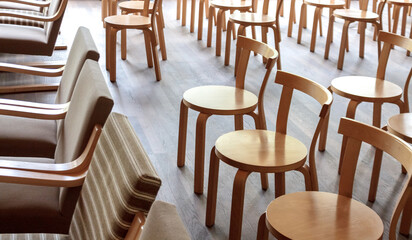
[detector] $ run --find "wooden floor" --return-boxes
[0,0,411,239]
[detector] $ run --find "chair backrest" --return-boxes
[54,59,114,217]
[44,0,68,53]
[54,27,99,105]
[337,117,412,239]
[69,113,162,239]
[274,70,333,189]
[261,0,283,28]
[377,31,412,112]
[235,36,278,128]
[141,0,160,25]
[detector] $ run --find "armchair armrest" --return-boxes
[0,99,69,110]
[0,102,68,119]
[0,62,65,77]
[0,125,102,174]
[0,0,51,8]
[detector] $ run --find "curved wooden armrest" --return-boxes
[0,102,68,119]
[0,0,51,8]
[0,168,86,187]
[0,62,65,77]
[0,99,69,110]
[125,212,146,240]
[0,0,67,21]
[0,125,102,174]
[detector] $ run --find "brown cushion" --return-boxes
[0,115,56,158]
[0,157,72,233]
[0,9,45,28]
[140,201,191,240]
[0,234,68,240]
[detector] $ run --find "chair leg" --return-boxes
[372,102,382,128]
[270,26,282,70]
[235,25,246,75]
[369,148,383,202]
[400,192,412,236]
[324,14,334,59]
[288,0,296,37]
[318,8,323,37]
[147,30,162,81]
[338,100,360,174]
[105,24,111,71]
[206,147,220,226]
[177,0,181,19]
[182,0,187,26]
[109,28,118,82]
[225,21,233,66]
[216,9,224,56]
[207,6,215,47]
[205,0,210,18]
[297,164,313,191]
[177,101,189,167]
[359,22,366,58]
[234,114,244,130]
[310,7,321,52]
[229,169,251,240]
[256,213,269,240]
[401,6,407,36]
[297,3,306,44]
[143,30,154,68]
[337,20,351,70]
[194,113,211,194]
[156,14,167,60]
[274,172,285,197]
[190,0,196,33]
[388,3,392,32]
[198,0,205,40]
[262,26,268,63]
[393,5,401,34]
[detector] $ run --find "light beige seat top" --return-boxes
[333,9,380,20]
[229,12,276,24]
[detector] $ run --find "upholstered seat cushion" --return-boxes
[0,9,45,28]
[0,24,50,55]
[0,157,71,233]
[0,115,56,158]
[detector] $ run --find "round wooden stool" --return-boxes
[105,15,161,82]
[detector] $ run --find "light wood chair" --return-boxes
[297,0,345,52]
[177,36,278,194]
[104,0,162,82]
[225,0,283,69]
[207,0,256,56]
[205,70,332,240]
[258,117,412,240]
[324,0,386,69]
[119,0,167,61]
[319,31,412,202]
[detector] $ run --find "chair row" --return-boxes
[176,31,412,239]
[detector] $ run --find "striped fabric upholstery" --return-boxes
[0,9,46,28]
[0,113,162,240]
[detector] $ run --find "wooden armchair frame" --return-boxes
[0,0,67,22]
[0,0,51,8]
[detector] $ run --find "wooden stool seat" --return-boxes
[331,76,403,102]
[388,113,412,142]
[333,9,380,21]
[265,191,384,239]
[215,130,307,172]
[182,86,258,114]
[210,0,252,10]
[229,12,276,25]
[105,15,151,28]
[119,1,155,12]
[304,0,345,8]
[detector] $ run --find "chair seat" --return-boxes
[182,85,258,115]
[119,1,154,12]
[0,115,56,158]
[304,0,345,8]
[265,191,384,240]
[229,12,276,25]
[210,0,252,10]
[333,9,379,21]
[388,113,412,142]
[331,76,403,102]
[104,15,151,28]
[215,130,307,172]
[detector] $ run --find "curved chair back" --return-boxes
[338,117,412,239]
[274,70,333,189]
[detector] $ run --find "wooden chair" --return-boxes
[119,0,167,61]
[0,60,114,233]
[207,0,256,56]
[0,0,68,58]
[297,0,345,53]
[324,0,386,69]
[320,32,412,199]
[177,36,278,194]
[0,27,98,94]
[388,0,412,55]
[104,0,162,82]
[258,117,412,240]
[0,113,190,239]
[205,70,332,239]
[225,0,283,69]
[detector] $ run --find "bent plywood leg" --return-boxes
[337,20,351,70]
[288,0,296,37]
[225,21,233,66]
[359,22,366,58]
[216,9,224,56]
[121,28,127,60]
[177,101,189,167]
[297,3,306,44]
[207,6,215,47]
[338,100,360,173]
[206,147,220,226]
[270,26,281,70]
[146,30,161,80]
[109,28,118,82]
[190,0,196,32]
[369,148,383,202]
[156,14,167,60]
[324,15,334,59]
[234,114,244,130]
[229,169,251,240]
[310,7,321,52]
[256,213,269,240]
[182,0,187,26]
[234,25,245,75]
[194,113,211,194]
[177,0,181,20]
[106,24,111,71]
[143,30,154,68]
[274,172,285,198]
[198,0,205,40]
[319,108,330,151]
[297,164,313,191]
